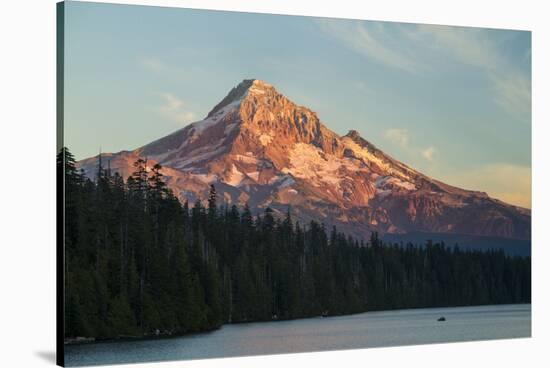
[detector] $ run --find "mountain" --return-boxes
[77,79,531,244]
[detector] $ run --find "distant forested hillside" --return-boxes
[60,147,531,340]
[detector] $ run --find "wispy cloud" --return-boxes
[157,92,196,124]
[421,146,436,161]
[384,129,439,163]
[384,128,409,147]
[316,21,531,119]
[409,25,531,119]
[316,19,420,73]
[412,25,497,68]
[490,72,531,116]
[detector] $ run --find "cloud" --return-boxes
[410,25,531,119]
[316,19,420,73]
[444,163,531,208]
[384,128,409,147]
[157,93,196,124]
[421,146,436,161]
[384,129,437,162]
[413,25,497,68]
[490,71,531,116]
[317,20,531,119]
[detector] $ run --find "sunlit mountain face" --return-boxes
[78,79,531,245]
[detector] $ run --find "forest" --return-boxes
[59,147,531,340]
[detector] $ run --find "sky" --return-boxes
[62,1,532,208]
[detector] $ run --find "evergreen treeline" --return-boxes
[60,147,531,340]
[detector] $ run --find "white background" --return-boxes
[0,0,548,367]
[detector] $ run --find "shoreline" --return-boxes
[64,302,531,346]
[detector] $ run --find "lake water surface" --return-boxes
[65,304,531,366]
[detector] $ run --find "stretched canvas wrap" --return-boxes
[57,1,532,366]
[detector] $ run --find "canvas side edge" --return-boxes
[56,2,65,367]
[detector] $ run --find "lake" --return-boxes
[65,304,531,366]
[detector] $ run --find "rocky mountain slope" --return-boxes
[77,79,531,241]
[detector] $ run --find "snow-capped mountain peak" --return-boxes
[78,79,531,241]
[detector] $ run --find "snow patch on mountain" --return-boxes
[247,171,260,181]
[342,137,413,182]
[375,175,416,191]
[267,174,296,188]
[168,143,227,169]
[224,122,239,135]
[225,164,245,187]
[235,154,260,164]
[284,143,363,189]
[248,80,273,95]
[194,172,218,184]
[184,99,241,145]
